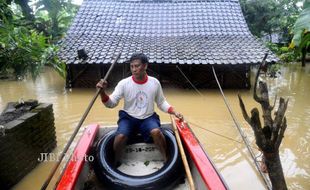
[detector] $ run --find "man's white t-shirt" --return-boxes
[103,75,172,119]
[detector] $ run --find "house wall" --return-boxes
[66,64,250,89]
[152,64,251,89]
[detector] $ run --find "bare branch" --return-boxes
[250,108,262,129]
[238,94,251,123]
[259,82,270,105]
[249,108,267,149]
[274,98,289,127]
[270,94,277,111]
[254,54,268,103]
[271,98,289,144]
[275,117,287,149]
[258,81,273,128]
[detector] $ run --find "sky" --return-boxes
[72,0,83,5]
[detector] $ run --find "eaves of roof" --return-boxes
[58,0,278,64]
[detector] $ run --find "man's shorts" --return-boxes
[116,110,161,142]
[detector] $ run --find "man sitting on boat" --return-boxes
[96,53,183,164]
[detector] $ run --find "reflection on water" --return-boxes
[0,64,309,190]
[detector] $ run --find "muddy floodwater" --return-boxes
[0,64,309,190]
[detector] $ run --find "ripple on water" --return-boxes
[1,65,309,190]
[281,148,309,178]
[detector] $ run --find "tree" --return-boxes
[0,0,77,79]
[0,21,48,79]
[240,0,302,42]
[0,1,13,21]
[11,0,78,41]
[290,1,310,66]
[238,57,288,190]
[34,0,78,41]
[240,0,280,38]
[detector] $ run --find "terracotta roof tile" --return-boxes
[59,0,278,64]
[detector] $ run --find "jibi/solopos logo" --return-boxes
[38,152,94,162]
[135,91,148,109]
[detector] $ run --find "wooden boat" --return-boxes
[55,120,228,190]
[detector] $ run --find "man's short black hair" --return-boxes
[129,53,149,64]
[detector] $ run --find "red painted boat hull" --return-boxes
[56,124,99,190]
[56,122,227,190]
[175,119,227,190]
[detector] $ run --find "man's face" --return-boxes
[130,59,147,79]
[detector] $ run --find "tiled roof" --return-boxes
[58,0,278,64]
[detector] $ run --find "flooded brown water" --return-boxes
[0,64,309,190]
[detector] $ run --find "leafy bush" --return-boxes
[266,42,281,54]
[278,51,299,63]
[0,0,77,80]
[290,2,310,51]
[0,22,46,79]
[268,63,281,78]
[0,21,65,79]
[43,45,66,78]
[266,42,299,63]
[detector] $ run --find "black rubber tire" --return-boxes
[93,128,183,190]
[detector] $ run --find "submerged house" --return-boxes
[58,0,278,89]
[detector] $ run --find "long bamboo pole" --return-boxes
[170,115,195,190]
[41,53,121,190]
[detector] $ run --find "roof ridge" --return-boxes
[58,0,278,65]
[84,0,239,3]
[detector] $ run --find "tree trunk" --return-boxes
[264,152,287,190]
[13,0,49,36]
[301,47,306,67]
[238,54,288,190]
[14,0,34,21]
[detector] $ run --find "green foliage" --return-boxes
[240,0,279,37]
[43,45,66,79]
[266,42,281,54]
[290,1,310,51]
[240,0,302,40]
[279,50,299,62]
[0,0,78,80]
[0,1,13,21]
[0,21,48,79]
[34,0,78,41]
[241,0,305,63]
[268,63,281,78]
[266,42,299,63]
[280,46,290,53]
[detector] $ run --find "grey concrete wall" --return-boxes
[0,103,56,189]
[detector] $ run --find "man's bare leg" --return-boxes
[150,128,168,162]
[113,134,128,166]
